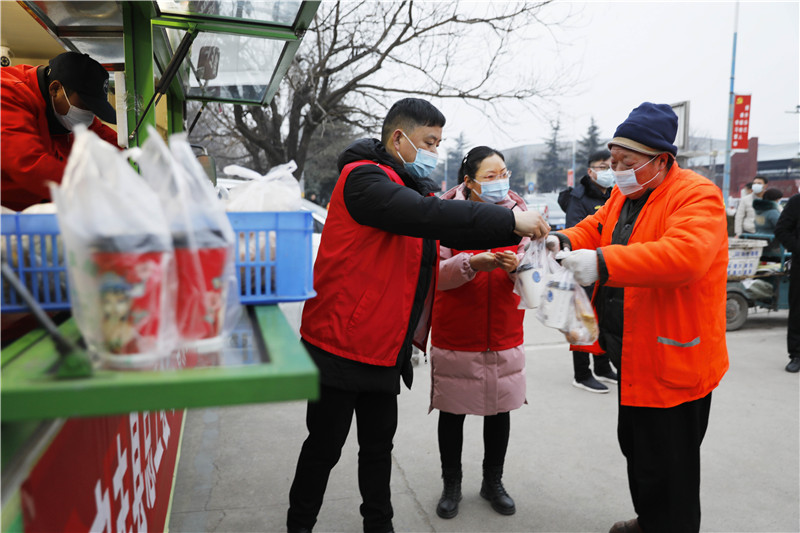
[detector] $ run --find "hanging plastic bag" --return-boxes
[50,126,178,369]
[536,251,599,346]
[514,238,548,309]
[136,127,241,360]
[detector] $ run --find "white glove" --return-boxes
[558,249,599,286]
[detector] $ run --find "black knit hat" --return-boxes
[48,52,116,124]
[608,102,677,157]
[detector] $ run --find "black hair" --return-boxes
[745,182,753,188]
[587,149,611,166]
[458,146,505,183]
[753,175,769,184]
[763,188,782,202]
[381,98,446,145]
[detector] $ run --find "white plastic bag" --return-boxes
[50,126,178,368]
[514,238,548,309]
[536,251,599,346]
[225,161,302,212]
[136,127,240,355]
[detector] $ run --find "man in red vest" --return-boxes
[288,98,548,533]
[1,51,118,211]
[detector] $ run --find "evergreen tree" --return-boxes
[537,120,568,192]
[575,117,603,177]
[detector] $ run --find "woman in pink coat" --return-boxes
[429,146,529,520]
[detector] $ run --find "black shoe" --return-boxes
[287,528,312,533]
[595,369,619,384]
[572,376,609,393]
[786,356,800,373]
[436,467,462,519]
[479,466,516,515]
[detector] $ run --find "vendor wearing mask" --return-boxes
[551,102,729,533]
[1,51,118,211]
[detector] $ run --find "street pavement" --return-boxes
[169,307,798,533]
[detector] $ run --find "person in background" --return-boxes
[734,175,769,237]
[774,192,800,373]
[753,187,783,234]
[1,51,118,211]
[428,146,528,520]
[562,149,618,393]
[288,98,549,533]
[551,102,729,533]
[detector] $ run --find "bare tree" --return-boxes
[206,1,576,176]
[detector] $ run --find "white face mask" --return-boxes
[612,155,661,196]
[594,169,616,189]
[53,86,95,130]
[751,183,764,194]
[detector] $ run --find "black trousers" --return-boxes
[573,351,614,381]
[788,260,799,358]
[438,410,510,470]
[618,392,712,533]
[287,384,397,533]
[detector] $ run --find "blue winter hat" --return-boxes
[608,102,678,157]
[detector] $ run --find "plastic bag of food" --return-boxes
[50,126,178,369]
[136,127,240,357]
[514,238,548,309]
[536,252,599,345]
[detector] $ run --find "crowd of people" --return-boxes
[2,51,798,533]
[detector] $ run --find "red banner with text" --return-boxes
[731,94,751,150]
[20,410,184,532]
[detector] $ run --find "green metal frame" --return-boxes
[1,306,318,422]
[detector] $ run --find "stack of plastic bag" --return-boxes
[51,126,241,370]
[51,126,177,369]
[136,126,240,362]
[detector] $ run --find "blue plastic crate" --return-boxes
[1,211,315,313]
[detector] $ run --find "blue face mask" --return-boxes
[476,178,510,203]
[399,131,438,179]
[594,169,616,189]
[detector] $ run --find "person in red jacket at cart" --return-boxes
[289,99,549,533]
[1,51,118,211]
[551,103,729,533]
[428,146,529,520]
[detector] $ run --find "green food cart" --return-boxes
[1,2,320,530]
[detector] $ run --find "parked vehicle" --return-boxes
[523,194,566,230]
[726,233,791,331]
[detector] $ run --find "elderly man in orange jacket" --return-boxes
[1,51,118,211]
[551,102,729,533]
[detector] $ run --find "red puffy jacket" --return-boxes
[1,64,118,211]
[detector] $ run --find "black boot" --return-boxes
[436,467,462,519]
[479,465,516,515]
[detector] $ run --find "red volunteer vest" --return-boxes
[300,160,432,366]
[431,246,524,352]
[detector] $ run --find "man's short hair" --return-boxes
[588,149,611,166]
[381,98,446,145]
[763,188,782,202]
[753,175,769,184]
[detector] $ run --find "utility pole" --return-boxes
[722,1,740,204]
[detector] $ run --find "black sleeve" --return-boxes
[774,195,800,254]
[343,164,520,250]
[565,196,587,228]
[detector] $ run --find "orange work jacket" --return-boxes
[561,163,729,408]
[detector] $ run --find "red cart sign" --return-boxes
[20,410,184,532]
[731,94,751,150]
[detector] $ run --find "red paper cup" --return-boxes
[173,230,228,347]
[91,235,170,362]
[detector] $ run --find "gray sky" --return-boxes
[437,1,799,152]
